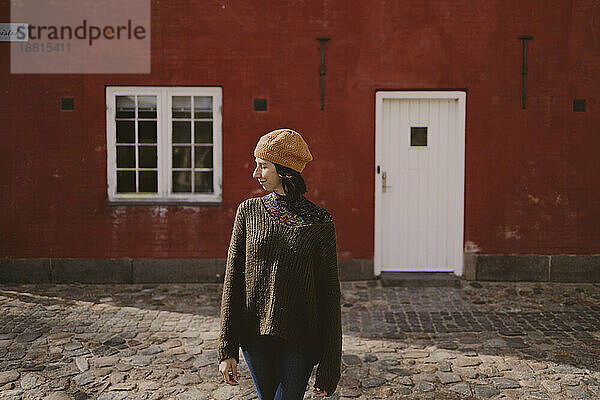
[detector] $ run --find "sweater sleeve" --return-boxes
[314,222,342,395]
[218,201,246,365]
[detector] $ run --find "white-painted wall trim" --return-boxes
[106,86,222,203]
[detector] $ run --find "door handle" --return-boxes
[382,171,392,193]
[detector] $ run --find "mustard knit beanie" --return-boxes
[253,128,313,173]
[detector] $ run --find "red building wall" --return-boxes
[1,0,599,262]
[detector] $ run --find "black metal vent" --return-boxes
[573,99,585,112]
[61,97,74,111]
[254,98,267,111]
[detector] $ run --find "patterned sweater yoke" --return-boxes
[261,191,333,226]
[218,195,342,395]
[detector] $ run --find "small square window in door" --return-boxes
[411,127,428,146]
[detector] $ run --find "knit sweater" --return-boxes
[261,191,333,226]
[218,195,342,395]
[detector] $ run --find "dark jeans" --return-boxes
[241,334,315,400]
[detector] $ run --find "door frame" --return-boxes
[374,91,466,276]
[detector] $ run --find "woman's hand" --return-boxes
[219,358,238,385]
[313,387,328,397]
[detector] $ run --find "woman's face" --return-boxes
[253,157,283,194]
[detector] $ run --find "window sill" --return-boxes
[106,200,223,207]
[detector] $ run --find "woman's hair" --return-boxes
[273,162,307,202]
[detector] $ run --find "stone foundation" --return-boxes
[2,255,599,283]
[0,257,376,283]
[464,254,600,282]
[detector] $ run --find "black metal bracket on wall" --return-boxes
[519,35,533,109]
[316,37,330,110]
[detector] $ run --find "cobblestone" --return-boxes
[0,280,599,399]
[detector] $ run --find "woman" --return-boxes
[218,128,342,399]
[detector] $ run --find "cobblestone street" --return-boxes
[1,280,599,399]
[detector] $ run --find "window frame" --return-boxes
[106,86,222,204]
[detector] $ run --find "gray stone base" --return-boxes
[464,254,600,282]
[381,272,461,287]
[0,257,376,284]
[5,255,598,283]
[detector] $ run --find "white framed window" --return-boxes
[106,86,222,204]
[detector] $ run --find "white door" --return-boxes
[374,92,466,275]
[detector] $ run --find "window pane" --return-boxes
[138,96,157,118]
[117,146,135,168]
[116,121,135,143]
[139,146,157,168]
[194,121,213,143]
[173,171,191,192]
[194,146,213,168]
[139,171,158,193]
[194,96,212,118]
[173,146,191,168]
[173,121,191,143]
[194,171,213,193]
[172,96,191,118]
[139,121,157,143]
[117,171,136,192]
[111,90,221,199]
[410,127,428,146]
[116,96,135,118]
